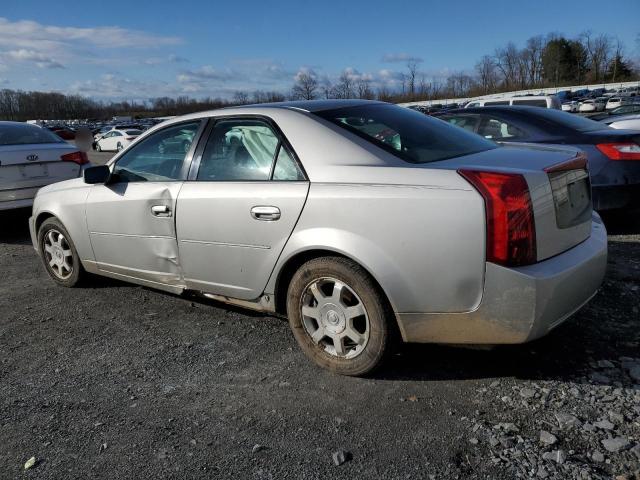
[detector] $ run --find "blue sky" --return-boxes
[1,0,638,100]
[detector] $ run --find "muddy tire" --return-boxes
[286,256,394,376]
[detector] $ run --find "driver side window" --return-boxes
[112,121,201,182]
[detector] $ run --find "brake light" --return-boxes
[126,137,136,141]
[596,143,640,160]
[60,151,89,165]
[459,169,537,267]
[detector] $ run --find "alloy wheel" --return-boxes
[299,277,370,359]
[43,229,73,280]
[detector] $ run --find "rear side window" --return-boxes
[442,115,480,133]
[0,123,64,146]
[478,117,526,140]
[484,101,510,106]
[315,104,496,164]
[530,108,604,132]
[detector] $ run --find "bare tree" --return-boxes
[475,55,498,93]
[406,61,419,96]
[334,70,355,99]
[356,78,374,99]
[291,71,318,100]
[581,31,613,82]
[232,91,249,105]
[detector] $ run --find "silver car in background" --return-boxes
[29,100,607,376]
[0,121,89,210]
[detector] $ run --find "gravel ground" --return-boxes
[0,205,639,479]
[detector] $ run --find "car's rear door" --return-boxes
[85,120,205,286]
[176,116,308,300]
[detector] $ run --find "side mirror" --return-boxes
[84,165,111,184]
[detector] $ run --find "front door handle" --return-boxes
[151,205,172,217]
[251,206,281,221]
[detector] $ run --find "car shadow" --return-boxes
[0,208,33,246]
[600,208,640,235]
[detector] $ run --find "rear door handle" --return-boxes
[251,206,281,221]
[151,205,172,217]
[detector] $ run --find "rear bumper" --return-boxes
[397,213,607,344]
[0,187,39,211]
[592,183,640,211]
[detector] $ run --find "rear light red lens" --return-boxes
[459,169,537,267]
[60,151,89,165]
[126,137,134,141]
[596,143,640,160]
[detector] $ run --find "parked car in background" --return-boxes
[29,100,606,376]
[562,101,579,112]
[579,100,598,112]
[589,103,640,121]
[606,97,632,110]
[95,129,142,152]
[437,106,640,211]
[465,96,561,109]
[0,121,89,210]
[47,126,75,140]
[601,114,640,131]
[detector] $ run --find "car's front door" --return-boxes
[176,117,309,300]
[85,120,204,287]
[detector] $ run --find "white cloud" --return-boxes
[5,49,64,69]
[0,17,182,51]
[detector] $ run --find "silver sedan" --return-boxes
[29,100,607,376]
[0,121,90,210]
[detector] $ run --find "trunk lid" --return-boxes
[433,143,593,262]
[0,143,81,192]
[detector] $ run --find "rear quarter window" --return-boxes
[315,104,496,164]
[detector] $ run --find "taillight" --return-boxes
[60,151,89,165]
[126,137,135,141]
[459,169,537,267]
[596,143,640,160]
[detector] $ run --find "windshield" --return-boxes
[0,123,64,146]
[530,108,606,132]
[314,104,496,164]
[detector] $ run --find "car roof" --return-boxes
[227,99,385,113]
[441,105,553,115]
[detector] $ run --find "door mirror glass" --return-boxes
[84,165,111,184]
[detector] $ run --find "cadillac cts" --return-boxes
[29,100,607,376]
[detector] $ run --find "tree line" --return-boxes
[0,30,637,121]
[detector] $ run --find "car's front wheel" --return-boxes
[117,142,123,151]
[96,142,102,152]
[286,256,393,376]
[38,218,85,287]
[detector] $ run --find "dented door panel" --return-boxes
[85,182,184,285]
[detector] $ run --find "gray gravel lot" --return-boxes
[0,171,639,478]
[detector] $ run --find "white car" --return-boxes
[606,97,633,110]
[562,101,579,112]
[602,114,640,130]
[578,100,597,112]
[0,121,89,210]
[95,129,142,152]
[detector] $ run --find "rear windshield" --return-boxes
[314,104,496,164]
[529,108,605,132]
[0,123,64,146]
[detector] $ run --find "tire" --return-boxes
[286,256,394,376]
[96,143,102,152]
[38,218,86,288]
[117,142,123,151]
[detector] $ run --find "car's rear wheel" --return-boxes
[38,218,85,287]
[286,256,393,376]
[96,143,102,152]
